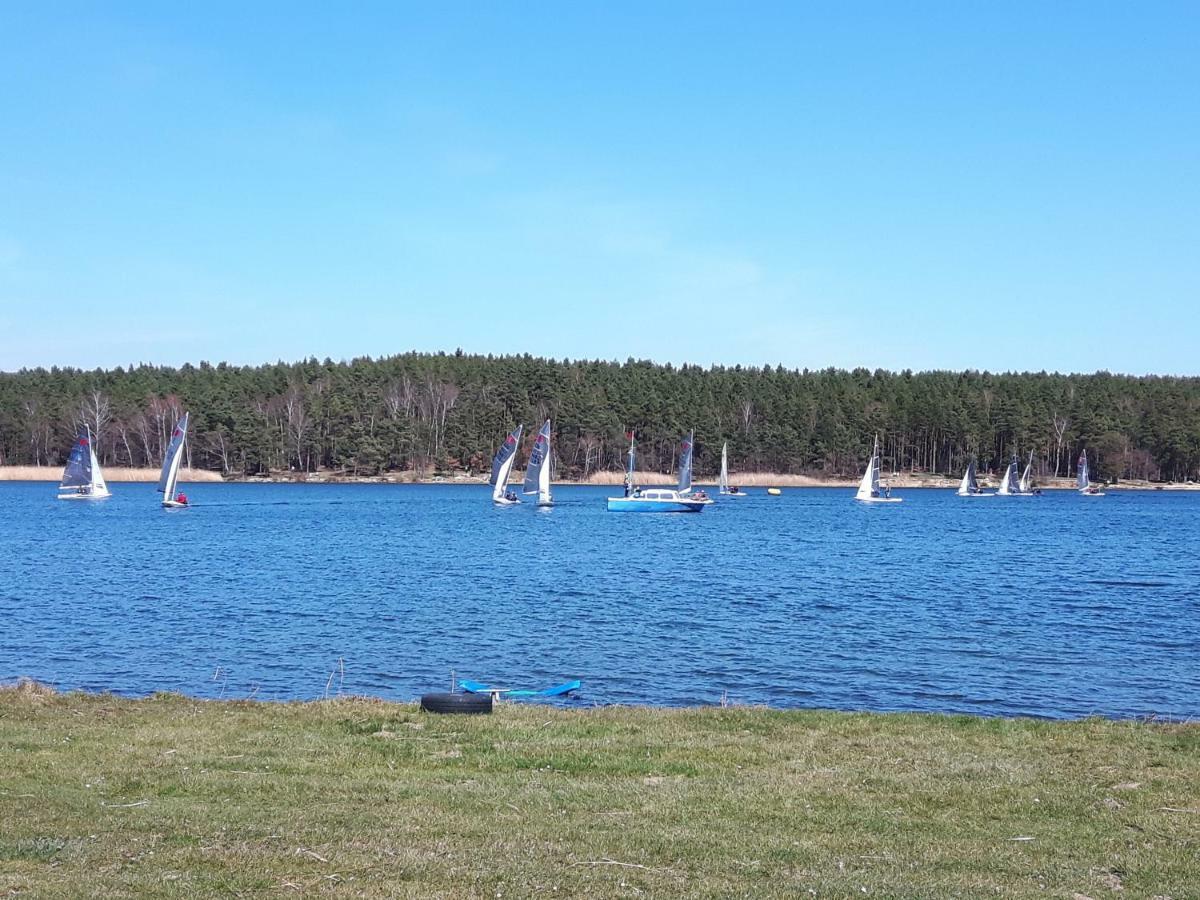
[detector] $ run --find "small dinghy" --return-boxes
[489,424,523,505]
[158,412,191,508]
[57,425,111,500]
[1077,449,1105,496]
[997,454,1034,496]
[523,419,553,507]
[718,442,747,497]
[854,435,901,503]
[956,458,992,497]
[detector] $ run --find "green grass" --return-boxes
[1,682,1197,898]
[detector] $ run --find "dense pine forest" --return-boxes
[1,353,1198,482]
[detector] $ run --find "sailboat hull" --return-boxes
[162,500,188,508]
[493,497,522,506]
[58,489,111,500]
[855,496,903,504]
[607,495,706,512]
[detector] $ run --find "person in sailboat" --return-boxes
[175,491,188,506]
[505,489,518,503]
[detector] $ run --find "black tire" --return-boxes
[420,691,493,715]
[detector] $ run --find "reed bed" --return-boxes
[0,466,223,483]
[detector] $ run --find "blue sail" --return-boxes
[60,428,93,487]
[677,431,694,494]
[489,425,522,486]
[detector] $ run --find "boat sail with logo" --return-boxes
[607,430,711,512]
[523,419,553,507]
[489,425,523,506]
[158,412,191,508]
[57,425,111,500]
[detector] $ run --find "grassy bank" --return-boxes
[1,685,1196,897]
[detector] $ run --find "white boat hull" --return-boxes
[957,491,995,498]
[719,491,749,498]
[493,497,522,506]
[162,500,188,508]
[855,496,903,503]
[607,496,706,512]
[58,489,111,501]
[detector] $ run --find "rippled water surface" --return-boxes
[3,482,1198,718]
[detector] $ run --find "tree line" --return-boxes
[1,352,1198,482]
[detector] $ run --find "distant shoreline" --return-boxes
[2,465,1196,490]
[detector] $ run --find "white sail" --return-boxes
[159,412,189,501]
[719,442,729,493]
[493,450,518,501]
[57,425,110,499]
[159,415,189,501]
[997,456,1022,495]
[538,436,552,505]
[522,419,553,505]
[89,442,108,495]
[957,459,977,496]
[1077,450,1091,491]
[855,436,880,500]
[1018,450,1034,493]
[489,425,523,502]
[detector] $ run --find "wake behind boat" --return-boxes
[158,412,191,508]
[607,430,712,512]
[490,425,523,505]
[57,425,111,500]
[855,435,901,503]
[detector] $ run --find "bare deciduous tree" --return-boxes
[1052,413,1069,477]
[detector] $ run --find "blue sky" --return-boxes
[1,2,1197,375]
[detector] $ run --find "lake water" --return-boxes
[2,482,1198,719]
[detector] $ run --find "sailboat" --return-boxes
[57,425,111,500]
[607,430,711,512]
[489,425,523,505]
[1077,449,1105,496]
[854,435,901,503]
[523,419,553,507]
[956,458,992,497]
[996,455,1027,496]
[158,412,190,508]
[718,442,747,497]
[1017,450,1042,494]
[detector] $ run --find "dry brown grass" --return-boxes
[0,466,223,483]
[0,678,58,706]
